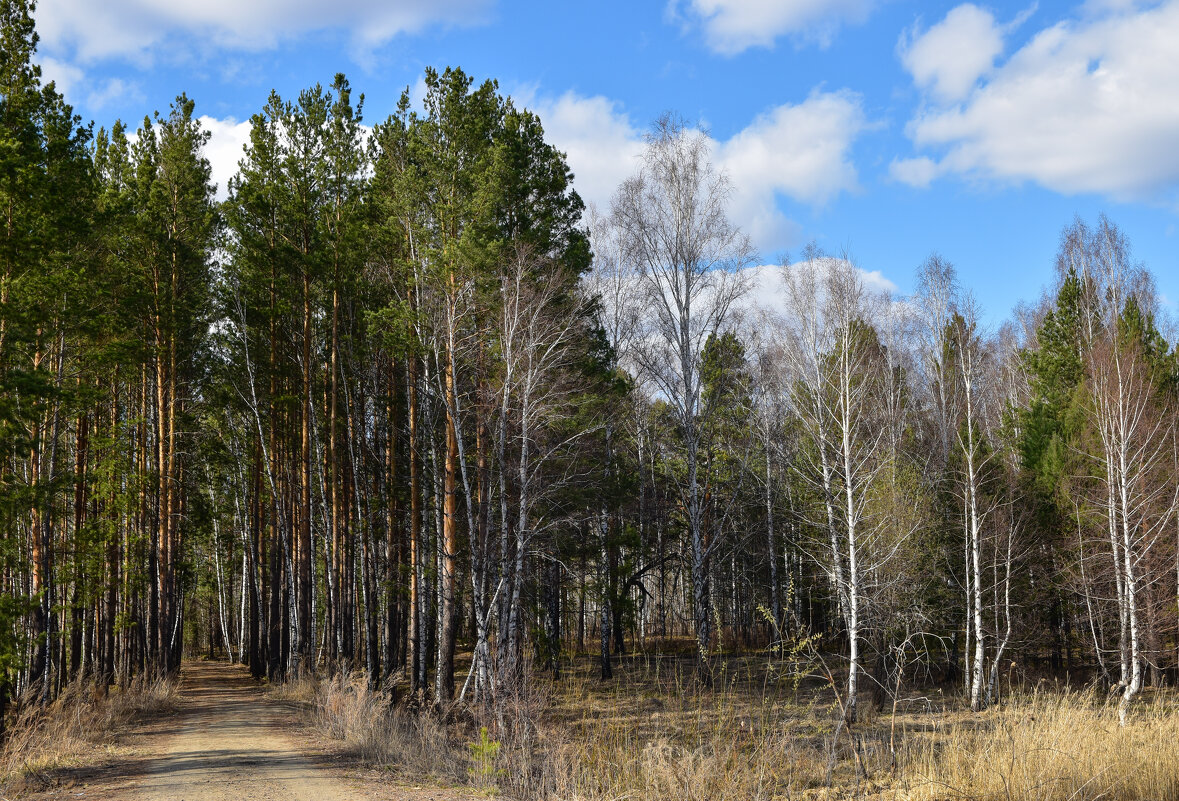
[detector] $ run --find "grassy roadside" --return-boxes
[288,652,1179,801]
[0,675,177,796]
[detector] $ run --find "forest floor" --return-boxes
[524,648,1179,800]
[8,661,478,801]
[10,651,1179,800]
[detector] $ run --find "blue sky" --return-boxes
[32,0,1179,326]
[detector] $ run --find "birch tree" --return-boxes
[584,206,642,680]
[1082,220,1176,723]
[948,298,999,711]
[493,245,589,690]
[781,252,911,721]
[611,114,754,680]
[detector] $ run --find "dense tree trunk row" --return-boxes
[1,3,1178,739]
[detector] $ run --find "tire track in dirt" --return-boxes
[134,661,368,800]
[25,661,469,801]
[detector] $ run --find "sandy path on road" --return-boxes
[19,661,472,801]
[132,661,371,801]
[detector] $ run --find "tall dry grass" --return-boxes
[520,657,841,800]
[290,657,1179,801]
[0,675,177,793]
[301,672,466,784]
[289,659,558,792]
[901,688,1179,801]
[293,656,892,799]
[536,680,1179,801]
[537,720,824,801]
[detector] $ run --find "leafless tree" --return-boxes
[914,256,960,471]
[584,206,642,679]
[780,251,915,721]
[611,113,754,679]
[747,320,793,638]
[949,296,1001,711]
[988,325,1029,706]
[494,246,591,691]
[914,257,973,689]
[1082,221,1176,723]
[585,204,642,370]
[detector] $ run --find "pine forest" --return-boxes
[3,1,1179,798]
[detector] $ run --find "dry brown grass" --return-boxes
[532,667,1179,801]
[520,654,855,800]
[267,670,322,706]
[899,688,1179,801]
[537,717,824,800]
[286,671,466,785]
[289,654,1179,801]
[290,654,900,799]
[0,674,177,794]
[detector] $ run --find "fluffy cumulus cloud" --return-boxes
[37,55,84,97]
[526,93,646,217]
[200,116,253,201]
[671,0,875,54]
[899,4,1004,103]
[34,0,491,62]
[732,260,899,325]
[888,155,941,188]
[529,89,866,256]
[716,90,866,250]
[898,1,1179,202]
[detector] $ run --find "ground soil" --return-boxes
[16,661,475,801]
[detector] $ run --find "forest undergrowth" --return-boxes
[291,650,1179,801]
[0,674,177,795]
[6,654,1174,801]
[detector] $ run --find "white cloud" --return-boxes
[734,263,798,322]
[527,92,645,216]
[86,78,143,111]
[735,260,899,324]
[200,116,252,201]
[717,90,866,250]
[530,89,865,256]
[671,0,875,54]
[38,56,84,97]
[899,1,1179,202]
[899,4,1005,103]
[35,0,491,62]
[889,156,941,188]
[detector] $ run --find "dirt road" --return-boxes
[28,661,468,801]
[134,661,377,800]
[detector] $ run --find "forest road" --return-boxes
[36,660,468,801]
[131,660,372,801]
